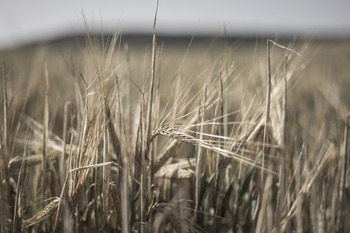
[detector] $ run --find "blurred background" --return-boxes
[1,0,350,49]
[1,1,350,233]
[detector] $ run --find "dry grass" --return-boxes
[0,22,350,233]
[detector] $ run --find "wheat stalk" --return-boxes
[8,151,58,169]
[154,125,273,172]
[23,197,60,228]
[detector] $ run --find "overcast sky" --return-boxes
[1,0,350,49]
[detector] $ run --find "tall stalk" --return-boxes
[42,63,50,232]
[212,76,225,233]
[2,64,11,233]
[337,114,350,231]
[194,88,205,223]
[262,40,272,183]
[275,56,288,233]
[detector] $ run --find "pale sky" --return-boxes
[1,0,350,49]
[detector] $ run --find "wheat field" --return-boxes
[0,28,350,233]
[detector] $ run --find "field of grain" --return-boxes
[0,32,350,233]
